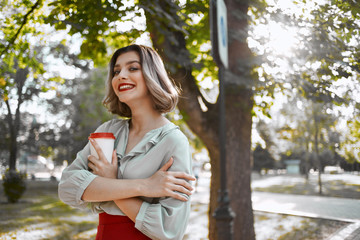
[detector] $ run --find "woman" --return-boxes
[58,44,195,240]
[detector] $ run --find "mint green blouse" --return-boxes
[58,119,193,240]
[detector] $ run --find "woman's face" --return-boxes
[111,51,150,105]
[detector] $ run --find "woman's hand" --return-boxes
[88,139,118,179]
[141,157,196,201]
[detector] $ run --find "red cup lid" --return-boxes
[89,132,115,139]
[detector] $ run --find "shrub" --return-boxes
[2,170,27,203]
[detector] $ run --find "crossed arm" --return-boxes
[83,138,194,221]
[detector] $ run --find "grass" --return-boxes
[253,177,360,199]
[254,211,348,240]
[277,218,347,240]
[0,180,98,240]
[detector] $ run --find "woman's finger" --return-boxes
[159,157,173,171]
[174,179,193,191]
[89,139,107,162]
[171,172,196,181]
[111,150,117,166]
[168,183,192,197]
[88,155,99,165]
[88,155,94,165]
[88,161,96,172]
[170,191,188,202]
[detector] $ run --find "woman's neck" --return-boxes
[129,107,168,134]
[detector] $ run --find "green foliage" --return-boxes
[249,0,359,115]
[342,118,360,163]
[0,0,93,171]
[45,0,218,88]
[39,146,55,159]
[181,1,218,87]
[45,0,144,66]
[2,170,27,203]
[0,0,48,86]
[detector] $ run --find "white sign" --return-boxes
[217,0,228,68]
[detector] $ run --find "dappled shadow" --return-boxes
[0,180,98,239]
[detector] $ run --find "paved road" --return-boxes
[252,191,360,223]
[252,192,360,240]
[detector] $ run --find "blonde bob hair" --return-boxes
[103,44,179,118]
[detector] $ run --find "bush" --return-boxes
[2,170,27,203]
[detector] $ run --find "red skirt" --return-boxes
[96,212,151,240]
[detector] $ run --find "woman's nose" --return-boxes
[117,70,128,79]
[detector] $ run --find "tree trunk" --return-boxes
[5,68,28,171]
[313,111,322,195]
[143,0,255,239]
[225,86,254,239]
[224,1,255,239]
[5,101,17,171]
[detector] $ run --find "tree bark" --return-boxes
[224,1,255,238]
[143,0,255,239]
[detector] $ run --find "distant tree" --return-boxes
[1,41,91,173]
[342,118,360,167]
[256,119,278,159]
[253,144,275,175]
[0,116,9,167]
[340,156,360,172]
[0,0,67,171]
[276,93,343,193]
[2,64,41,171]
[47,68,112,165]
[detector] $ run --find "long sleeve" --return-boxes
[134,132,192,240]
[58,144,98,210]
[58,119,122,213]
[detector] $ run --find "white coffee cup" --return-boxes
[89,132,115,163]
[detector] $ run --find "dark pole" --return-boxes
[210,0,235,239]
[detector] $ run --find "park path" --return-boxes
[252,191,360,223]
[252,191,360,240]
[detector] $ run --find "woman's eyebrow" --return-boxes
[114,60,141,68]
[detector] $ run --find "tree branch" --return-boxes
[0,0,42,58]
